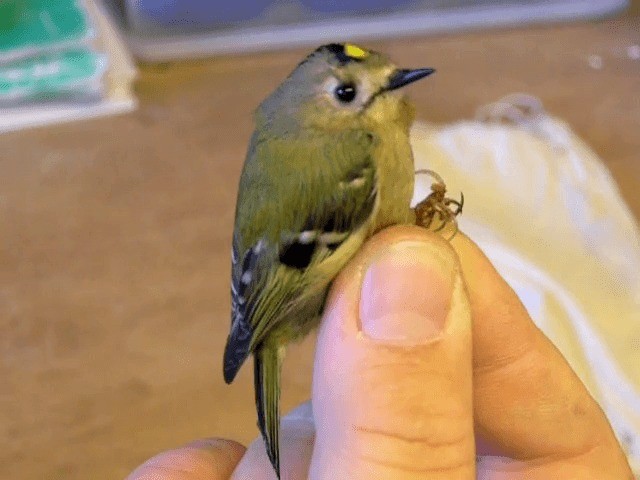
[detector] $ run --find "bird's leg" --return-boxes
[413,170,464,239]
[431,206,451,233]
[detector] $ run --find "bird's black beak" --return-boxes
[386,68,435,91]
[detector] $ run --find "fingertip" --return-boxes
[320,223,469,350]
[127,438,245,480]
[359,239,458,344]
[184,438,246,455]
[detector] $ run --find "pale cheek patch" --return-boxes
[367,65,396,96]
[357,78,375,106]
[322,76,340,98]
[379,65,396,81]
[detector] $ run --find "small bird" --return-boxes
[223,43,436,478]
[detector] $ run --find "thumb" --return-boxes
[310,226,475,480]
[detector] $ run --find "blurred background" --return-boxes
[0,1,639,478]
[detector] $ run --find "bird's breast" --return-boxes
[371,128,415,230]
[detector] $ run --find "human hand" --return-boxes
[127,226,633,480]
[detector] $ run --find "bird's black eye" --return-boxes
[334,83,357,103]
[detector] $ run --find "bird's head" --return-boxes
[257,43,434,133]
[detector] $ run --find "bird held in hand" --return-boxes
[223,43,438,478]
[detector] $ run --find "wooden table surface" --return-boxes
[1,5,639,479]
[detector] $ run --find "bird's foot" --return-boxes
[413,169,464,240]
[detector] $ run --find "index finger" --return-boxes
[451,233,632,475]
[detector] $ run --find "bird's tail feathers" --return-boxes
[254,344,283,479]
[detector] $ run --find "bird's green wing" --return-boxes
[223,129,378,382]
[224,129,378,480]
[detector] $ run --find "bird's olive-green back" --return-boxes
[233,127,377,256]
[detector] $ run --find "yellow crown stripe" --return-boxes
[344,44,369,59]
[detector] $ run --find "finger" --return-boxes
[310,226,475,480]
[126,438,245,480]
[450,234,632,476]
[231,403,315,480]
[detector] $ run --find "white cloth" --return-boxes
[410,94,640,475]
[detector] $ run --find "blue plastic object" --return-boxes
[301,0,412,14]
[130,0,273,29]
[117,0,631,60]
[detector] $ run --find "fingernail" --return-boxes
[360,240,456,344]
